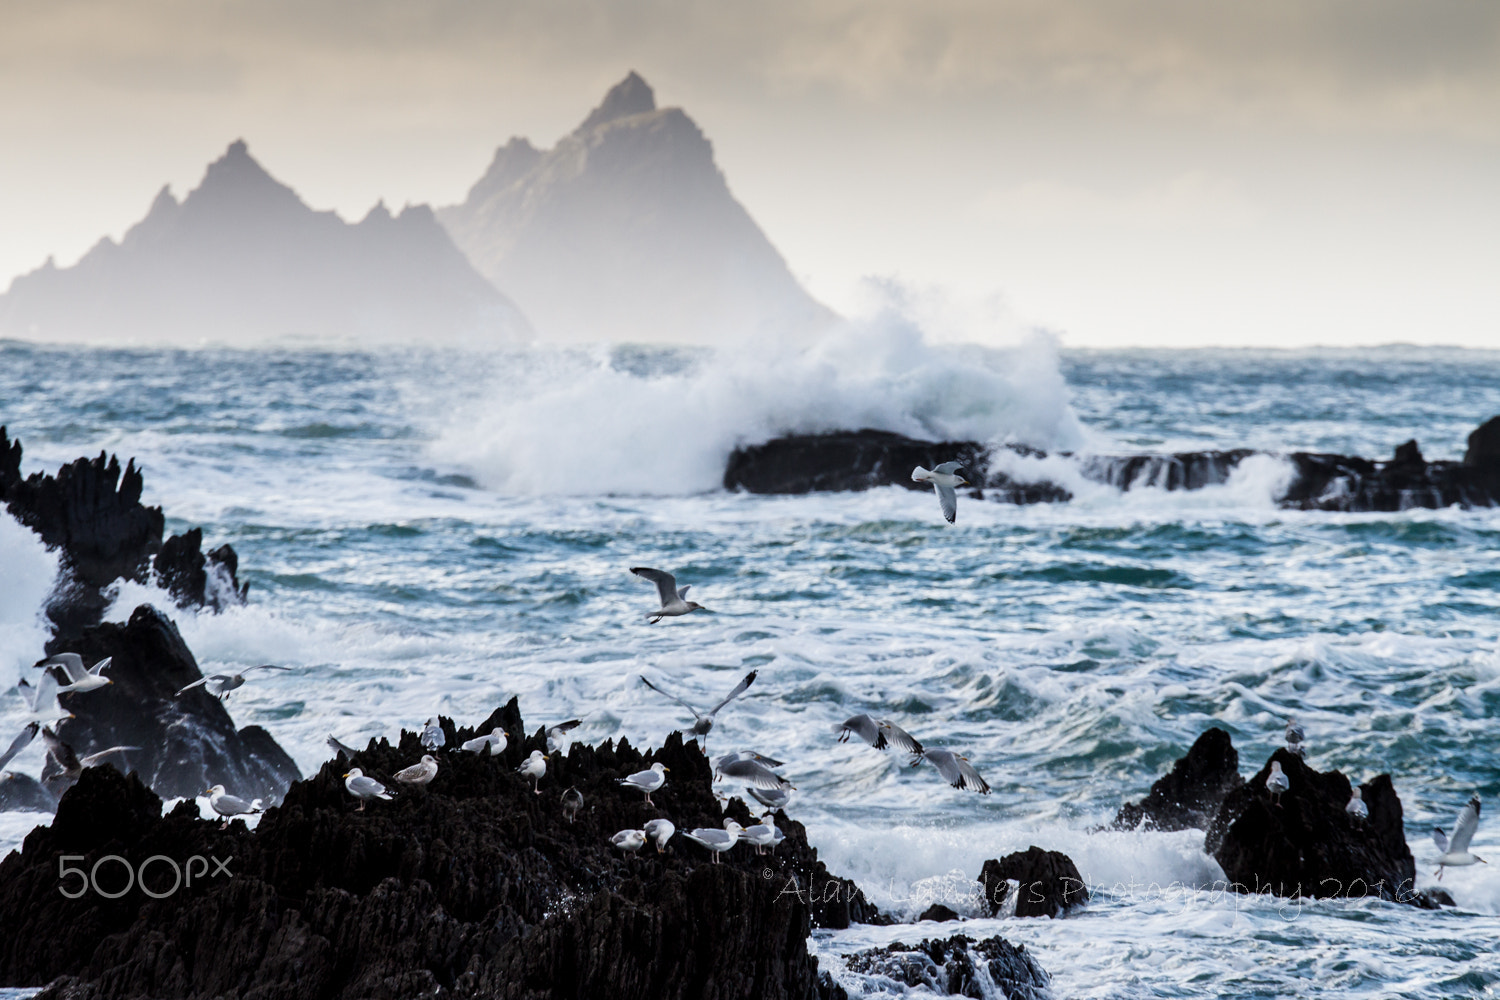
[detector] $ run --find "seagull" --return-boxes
[1346,787,1368,824]
[327,734,361,759]
[344,768,394,811]
[714,750,784,768]
[36,653,113,694]
[610,829,647,854]
[1433,795,1486,879]
[911,749,991,794]
[460,728,508,755]
[517,750,548,794]
[682,819,744,864]
[175,664,291,700]
[643,817,675,853]
[618,762,669,807]
[546,720,582,754]
[741,815,780,856]
[18,674,73,726]
[878,721,925,755]
[1265,761,1289,807]
[911,462,970,524]
[204,783,263,829]
[713,754,793,792]
[392,755,439,787]
[639,670,756,747]
[631,566,707,623]
[0,723,39,772]
[561,786,584,824]
[747,786,793,813]
[420,717,446,752]
[837,714,886,749]
[1285,717,1306,758]
[39,728,138,799]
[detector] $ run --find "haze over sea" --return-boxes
[3,334,1499,998]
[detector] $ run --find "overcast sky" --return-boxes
[3,0,1498,347]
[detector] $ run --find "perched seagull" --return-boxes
[741,816,780,856]
[639,670,756,746]
[39,728,137,799]
[18,674,73,726]
[911,462,970,524]
[1265,761,1290,807]
[643,817,675,853]
[460,728,508,756]
[713,754,793,792]
[631,566,707,623]
[911,749,991,794]
[618,762,669,807]
[327,734,361,760]
[36,653,113,694]
[420,718,446,752]
[0,723,39,772]
[747,786,793,814]
[546,720,583,754]
[1285,717,1306,758]
[204,783,263,829]
[393,755,439,788]
[175,664,291,700]
[878,721,925,755]
[561,786,584,824]
[1346,787,1368,824]
[344,768,394,811]
[1433,795,1486,880]
[610,829,647,854]
[517,750,548,794]
[682,819,744,864]
[837,714,886,749]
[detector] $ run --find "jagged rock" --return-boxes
[0,700,876,999]
[1205,748,1425,905]
[918,903,960,923]
[976,847,1088,918]
[1113,727,1244,831]
[50,604,300,805]
[842,935,1050,999]
[153,528,249,609]
[1465,415,1500,467]
[1076,449,1256,491]
[723,430,992,495]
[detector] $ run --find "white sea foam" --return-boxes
[0,514,57,690]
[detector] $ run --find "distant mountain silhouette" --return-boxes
[0,141,528,344]
[438,72,835,344]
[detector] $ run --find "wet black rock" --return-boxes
[0,700,876,1000]
[51,604,300,805]
[976,847,1088,918]
[724,430,989,494]
[153,527,249,610]
[1281,440,1500,512]
[1464,415,1500,467]
[842,935,1050,1000]
[918,903,960,923]
[0,772,56,813]
[1113,727,1244,832]
[1205,748,1426,905]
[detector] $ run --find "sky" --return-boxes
[2,0,1498,348]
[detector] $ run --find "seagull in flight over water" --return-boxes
[175,664,291,700]
[1433,795,1486,879]
[639,670,756,747]
[631,567,707,623]
[911,462,970,524]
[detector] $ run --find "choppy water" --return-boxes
[2,335,1498,999]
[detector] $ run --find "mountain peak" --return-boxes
[576,71,656,133]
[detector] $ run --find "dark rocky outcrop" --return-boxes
[1204,748,1429,905]
[918,903,960,923]
[1464,415,1500,466]
[0,700,875,1000]
[841,935,1050,1000]
[976,847,1088,918]
[1112,727,1244,832]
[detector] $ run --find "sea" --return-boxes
[2,327,1498,999]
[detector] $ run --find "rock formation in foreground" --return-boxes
[841,935,1050,1000]
[439,72,834,344]
[975,847,1089,919]
[0,141,528,344]
[724,415,1500,512]
[0,700,889,1000]
[1112,727,1244,832]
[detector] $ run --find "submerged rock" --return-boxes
[841,935,1050,1000]
[0,700,876,999]
[1113,727,1244,832]
[976,847,1089,918]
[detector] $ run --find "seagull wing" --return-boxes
[934,461,966,476]
[0,723,39,771]
[721,759,792,790]
[707,670,757,718]
[175,676,212,697]
[639,676,704,721]
[39,727,81,775]
[877,721,924,755]
[244,664,293,675]
[214,792,257,814]
[78,746,139,767]
[548,720,582,737]
[1449,796,1481,854]
[631,567,679,607]
[925,750,966,788]
[88,656,113,677]
[327,735,361,759]
[936,483,958,524]
[841,714,883,748]
[1433,827,1450,853]
[956,756,992,794]
[39,653,87,685]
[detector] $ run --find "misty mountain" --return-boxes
[438,72,835,344]
[0,141,528,344]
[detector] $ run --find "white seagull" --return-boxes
[420,717,446,752]
[36,653,114,694]
[517,750,548,794]
[631,566,707,623]
[618,762,669,807]
[747,786,793,813]
[0,723,39,772]
[546,720,582,754]
[640,671,756,746]
[713,754,793,792]
[643,817,675,853]
[393,755,439,787]
[741,816,780,856]
[175,664,291,700]
[1433,795,1486,879]
[610,829,647,854]
[682,819,744,864]
[344,768,394,811]
[18,674,73,726]
[911,462,970,524]
[1265,761,1290,806]
[460,728,508,756]
[1346,787,1368,823]
[204,783,263,829]
[911,749,991,794]
[837,714,886,749]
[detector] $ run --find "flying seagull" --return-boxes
[713,754,793,792]
[0,723,39,772]
[204,784,263,829]
[639,670,756,746]
[911,462,970,524]
[1433,795,1486,879]
[18,674,73,726]
[618,762,669,807]
[39,727,138,799]
[175,664,291,700]
[631,567,707,623]
[837,714,886,749]
[878,721,925,755]
[546,720,582,754]
[35,653,113,694]
[344,768,394,811]
[911,748,992,794]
